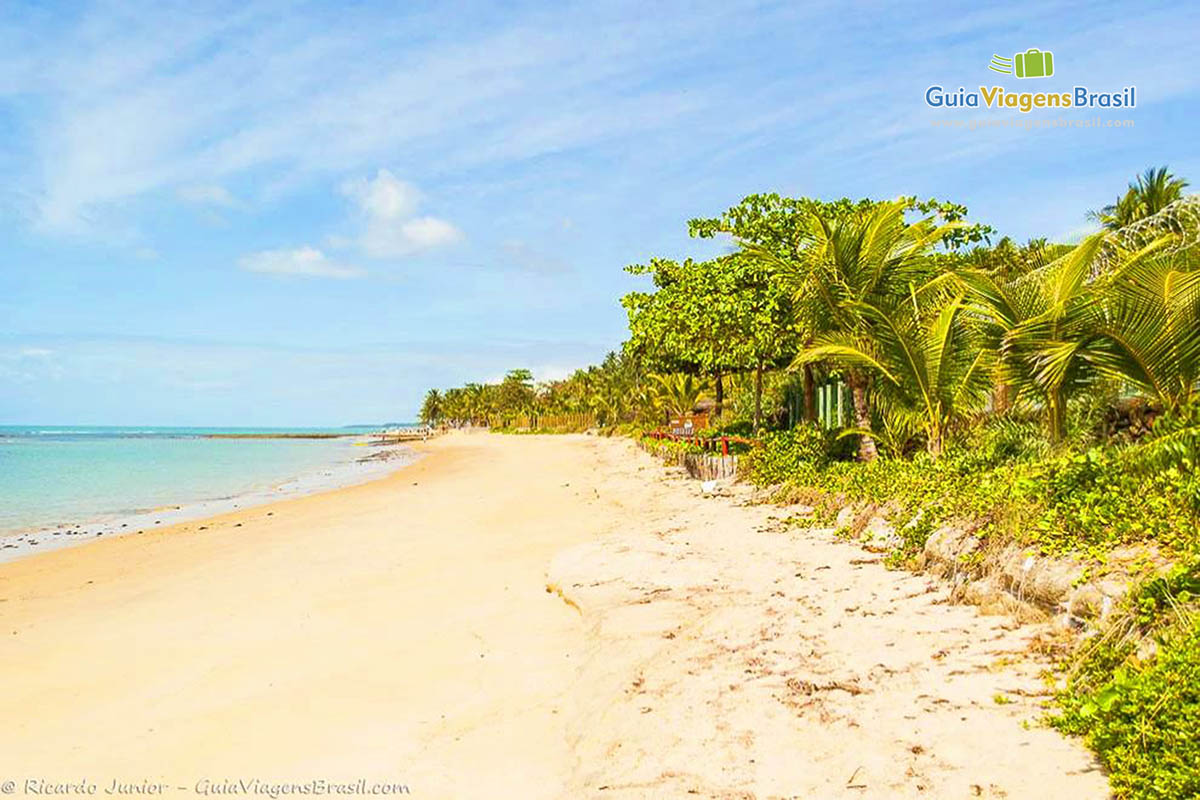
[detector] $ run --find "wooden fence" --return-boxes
[504,412,597,431]
[640,431,753,481]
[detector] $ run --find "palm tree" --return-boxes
[749,200,966,460]
[797,288,991,457]
[651,373,708,423]
[419,389,442,425]
[1073,245,1198,407]
[1093,166,1189,230]
[959,234,1107,442]
[960,230,1181,442]
[463,382,486,426]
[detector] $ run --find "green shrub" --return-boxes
[1012,448,1199,554]
[639,435,706,458]
[742,417,1199,558]
[1053,561,1200,799]
[699,419,755,438]
[743,425,831,486]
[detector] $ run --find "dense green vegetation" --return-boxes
[422,168,1200,794]
[1052,559,1200,799]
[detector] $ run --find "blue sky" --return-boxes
[1,0,1197,425]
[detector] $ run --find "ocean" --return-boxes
[0,426,417,541]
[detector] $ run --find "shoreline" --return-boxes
[0,439,420,565]
[0,432,1106,797]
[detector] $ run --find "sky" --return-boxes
[1,0,1198,425]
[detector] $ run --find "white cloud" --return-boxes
[0,347,54,360]
[6,2,750,237]
[340,169,462,258]
[340,171,420,220]
[399,216,462,249]
[238,246,365,279]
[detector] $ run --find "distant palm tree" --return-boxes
[419,389,442,425]
[651,373,708,423]
[463,383,486,426]
[1093,166,1189,230]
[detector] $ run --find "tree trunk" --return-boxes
[847,369,878,461]
[802,363,817,422]
[713,369,724,421]
[927,424,943,459]
[993,381,1012,413]
[753,358,764,430]
[1047,389,1067,444]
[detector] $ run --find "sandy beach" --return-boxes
[0,432,1107,799]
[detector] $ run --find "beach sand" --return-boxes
[0,432,1107,798]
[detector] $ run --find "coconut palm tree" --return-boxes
[419,389,443,425]
[1093,166,1189,230]
[959,234,1109,442]
[959,230,1181,441]
[1066,246,1199,407]
[747,200,966,459]
[463,382,486,426]
[796,288,991,457]
[651,373,708,423]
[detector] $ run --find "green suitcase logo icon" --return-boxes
[1014,48,1053,78]
[988,49,1054,78]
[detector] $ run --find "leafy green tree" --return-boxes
[496,369,535,422]
[691,193,992,426]
[623,256,785,424]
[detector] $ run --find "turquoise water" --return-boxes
[0,426,392,534]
